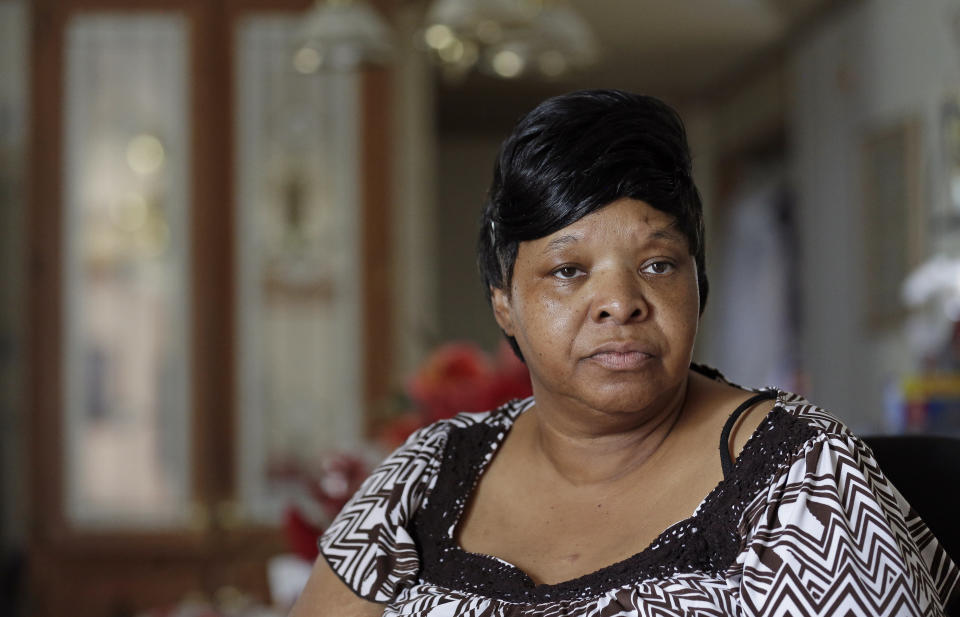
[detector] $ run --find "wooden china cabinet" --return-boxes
[26,1,393,615]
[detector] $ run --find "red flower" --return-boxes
[407,342,497,423]
[404,341,533,427]
[283,506,322,561]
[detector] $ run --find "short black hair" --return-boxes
[477,89,707,359]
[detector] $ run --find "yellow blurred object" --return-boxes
[901,374,960,401]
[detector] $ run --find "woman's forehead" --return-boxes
[535,199,683,251]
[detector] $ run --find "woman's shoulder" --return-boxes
[773,390,853,434]
[694,364,858,447]
[317,397,535,603]
[728,388,896,510]
[695,367,877,492]
[751,389,869,468]
[733,391,959,616]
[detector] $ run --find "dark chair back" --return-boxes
[861,434,960,566]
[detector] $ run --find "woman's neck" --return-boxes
[524,377,690,487]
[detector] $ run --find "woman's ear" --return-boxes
[490,287,515,336]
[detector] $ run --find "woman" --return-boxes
[291,90,958,616]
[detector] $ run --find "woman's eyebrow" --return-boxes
[543,225,683,253]
[649,226,685,243]
[544,233,582,252]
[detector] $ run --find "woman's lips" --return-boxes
[587,350,653,370]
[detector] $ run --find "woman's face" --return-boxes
[491,198,700,416]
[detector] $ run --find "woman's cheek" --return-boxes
[540,294,577,336]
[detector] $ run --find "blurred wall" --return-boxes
[789,0,960,431]
[686,68,788,375]
[0,0,28,552]
[435,135,503,350]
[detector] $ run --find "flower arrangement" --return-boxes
[378,340,533,448]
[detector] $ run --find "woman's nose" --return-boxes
[590,269,648,324]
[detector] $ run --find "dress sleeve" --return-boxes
[736,432,960,616]
[318,422,448,603]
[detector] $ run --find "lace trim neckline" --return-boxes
[413,383,817,603]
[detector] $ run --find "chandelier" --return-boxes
[292,0,394,73]
[291,0,597,80]
[421,0,598,80]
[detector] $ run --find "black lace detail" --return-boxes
[719,390,779,479]
[413,395,821,603]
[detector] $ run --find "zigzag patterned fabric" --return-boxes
[319,392,959,616]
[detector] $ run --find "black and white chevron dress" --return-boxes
[319,386,959,616]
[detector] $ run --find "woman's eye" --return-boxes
[553,266,582,280]
[642,261,674,275]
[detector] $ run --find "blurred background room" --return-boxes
[3,0,960,615]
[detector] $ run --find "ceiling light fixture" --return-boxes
[421,0,598,81]
[293,0,394,73]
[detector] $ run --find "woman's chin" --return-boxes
[535,379,682,417]
[527,360,689,415]
[585,388,675,416]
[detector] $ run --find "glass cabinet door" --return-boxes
[234,16,365,524]
[62,13,193,529]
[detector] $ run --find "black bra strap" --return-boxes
[719,390,778,479]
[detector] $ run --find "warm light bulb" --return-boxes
[437,38,465,63]
[126,134,165,176]
[293,46,322,74]
[424,24,454,50]
[491,50,523,77]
